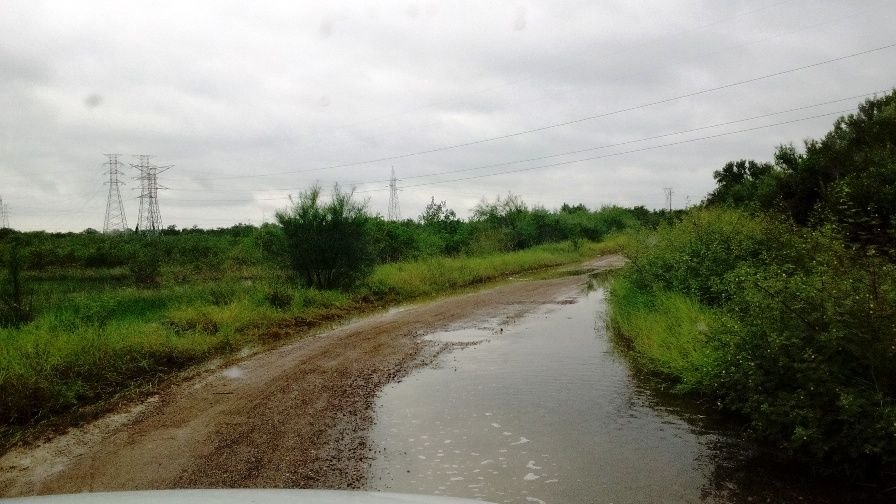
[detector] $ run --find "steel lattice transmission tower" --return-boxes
[132,155,172,233]
[664,187,673,212]
[0,195,9,229]
[102,154,129,233]
[387,166,401,221]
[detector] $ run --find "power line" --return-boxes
[213,42,896,181]
[167,107,855,204]
[342,90,885,188]
[376,108,856,193]
[166,89,885,200]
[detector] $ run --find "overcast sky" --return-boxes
[1,0,894,231]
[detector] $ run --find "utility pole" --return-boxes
[664,187,673,212]
[387,166,401,221]
[102,154,129,233]
[132,155,172,233]
[0,195,9,229]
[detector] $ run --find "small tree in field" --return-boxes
[276,184,375,289]
[0,237,33,327]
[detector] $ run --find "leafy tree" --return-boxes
[706,90,896,255]
[705,159,778,209]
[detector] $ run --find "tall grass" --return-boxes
[608,278,719,392]
[366,241,604,299]
[0,240,611,443]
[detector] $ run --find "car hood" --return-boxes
[3,490,493,504]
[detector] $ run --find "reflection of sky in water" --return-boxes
[367,287,716,504]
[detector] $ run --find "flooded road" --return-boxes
[366,278,876,503]
[367,282,720,503]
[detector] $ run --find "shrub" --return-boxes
[265,287,293,310]
[612,208,896,471]
[128,243,162,287]
[276,185,375,289]
[715,236,896,468]
[0,239,34,327]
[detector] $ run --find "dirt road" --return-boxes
[0,255,625,497]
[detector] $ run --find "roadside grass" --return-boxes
[0,240,608,448]
[607,277,720,392]
[366,241,609,299]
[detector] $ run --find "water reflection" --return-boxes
[367,282,886,503]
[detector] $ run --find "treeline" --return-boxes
[1,195,661,291]
[706,89,896,255]
[0,192,659,343]
[272,189,663,288]
[611,90,896,475]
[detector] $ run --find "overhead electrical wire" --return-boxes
[358,108,858,193]
[165,106,856,203]
[342,90,884,187]
[165,90,885,199]
[211,42,895,181]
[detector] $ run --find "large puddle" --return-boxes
[366,281,877,503]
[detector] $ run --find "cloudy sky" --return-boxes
[1,0,894,231]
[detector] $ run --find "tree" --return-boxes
[705,90,896,254]
[705,159,778,208]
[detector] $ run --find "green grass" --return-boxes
[0,240,610,446]
[366,241,607,299]
[607,277,721,392]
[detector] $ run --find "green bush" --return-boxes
[276,185,375,289]
[611,208,896,471]
[128,243,162,287]
[0,239,34,328]
[622,209,800,307]
[715,237,896,468]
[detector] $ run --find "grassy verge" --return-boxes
[606,209,896,473]
[607,278,720,392]
[0,240,606,448]
[366,240,619,299]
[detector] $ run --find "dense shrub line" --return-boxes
[611,92,896,473]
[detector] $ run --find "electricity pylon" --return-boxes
[664,187,673,212]
[102,154,129,233]
[387,166,401,221]
[132,155,172,233]
[0,195,9,229]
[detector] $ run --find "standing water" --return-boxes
[366,279,877,503]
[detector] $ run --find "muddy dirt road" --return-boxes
[0,255,625,497]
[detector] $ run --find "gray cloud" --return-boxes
[0,0,894,231]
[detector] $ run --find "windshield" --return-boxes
[1,1,895,503]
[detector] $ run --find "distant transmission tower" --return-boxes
[664,187,673,212]
[0,195,9,229]
[132,155,172,233]
[102,154,129,233]
[387,166,401,221]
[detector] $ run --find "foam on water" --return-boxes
[366,286,730,503]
